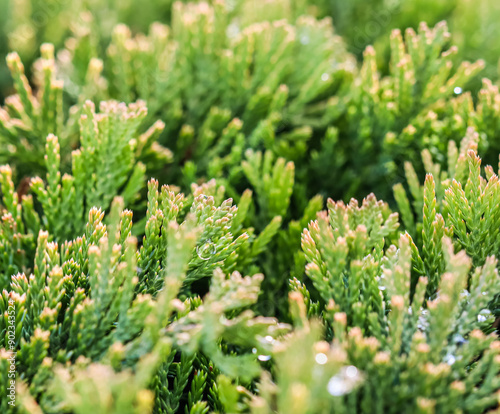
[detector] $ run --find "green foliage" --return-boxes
[281,228,500,413]
[301,194,399,334]
[0,193,287,413]
[54,1,353,195]
[320,21,484,201]
[29,99,156,241]
[394,132,500,287]
[0,46,64,178]
[1,1,500,413]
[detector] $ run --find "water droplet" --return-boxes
[481,291,487,296]
[408,306,413,315]
[444,353,456,365]
[315,353,328,365]
[327,366,362,397]
[197,239,216,260]
[327,375,350,396]
[417,308,429,331]
[321,73,330,82]
[477,309,491,323]
[378,286,386,291]
[345,366,358,378]
[258,354,271,362]
[454,87,462,95]
[452,334,467,346]
[259,335,275,346]
[252,348,257,354]
[226,23,240,39]
[300,35,310,45]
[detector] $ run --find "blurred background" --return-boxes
[0,0,499,102]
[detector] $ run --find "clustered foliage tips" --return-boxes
[1,0,500,413]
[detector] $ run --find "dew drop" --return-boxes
[321,73,330,82]
[327,375,350,396]
[196,239,216,260]
[477,309,491,323]
[417,308,429,331]
[315,353,328,365]
[260,335,276,346]
[452,334,467,346]
[226,23,240,39]
[258,354,271,362]
[300,35,310,45]
[444,353,456,365]
[378,286,386,291]
[327,366,361,397]
[345,365,358,378]
[454,87,462,95]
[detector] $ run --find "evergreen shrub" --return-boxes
[1,0,500,413]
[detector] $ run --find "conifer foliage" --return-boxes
[1,0,500,413]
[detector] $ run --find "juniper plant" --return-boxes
[0,193,287,413]
[0,1,500,413]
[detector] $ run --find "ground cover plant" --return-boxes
[1,0,500,413]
